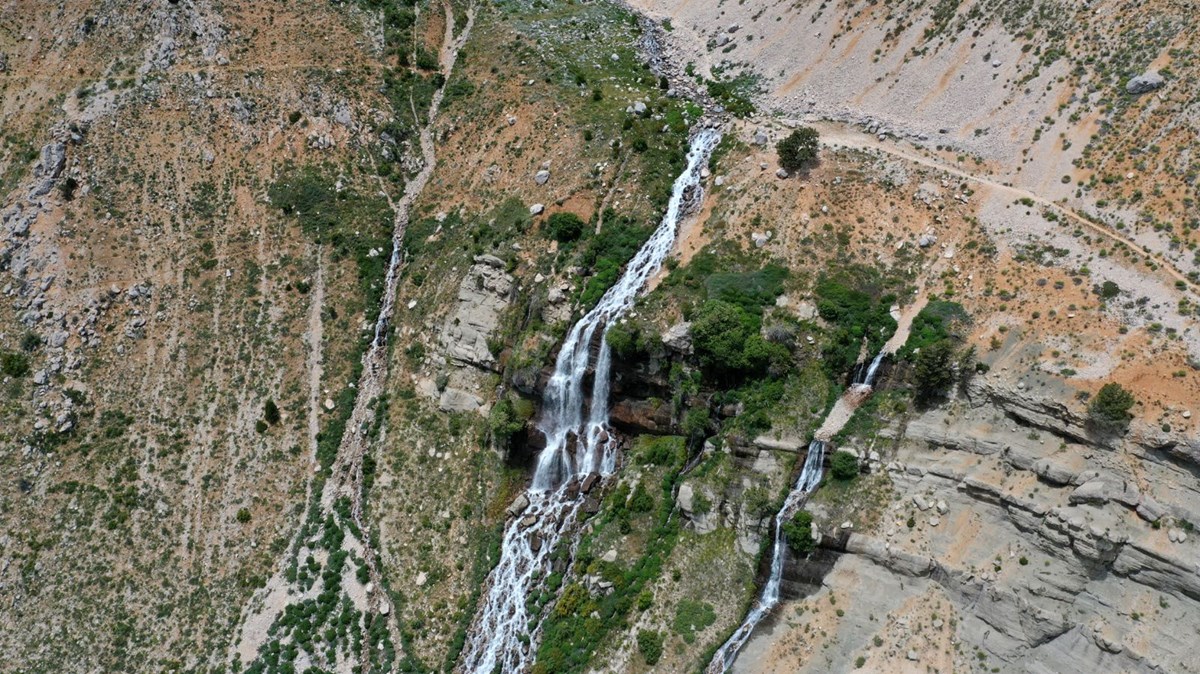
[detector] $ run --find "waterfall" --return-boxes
[855,351,886,387]
[706,440,825,674]
[708,347,888,673]
[460,128,721,674]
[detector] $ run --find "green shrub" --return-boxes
[1,351,30,378]
[781,510,816,554]
[704,264,788,313]
[1088,382,1136,433]
[776,127,820,171]
[637,589,654,611]
[637,629,664,665]
[488,399,528,447]
[236,508,252,524]
[546,212,586,243]
[691,299,786,379]
[628,482,654,513]
[672,600,716,643]
[814,275,897,375]
[898,300,968,359]
[830,450,858,481]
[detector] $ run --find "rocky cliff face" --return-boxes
[742,376,1200,673]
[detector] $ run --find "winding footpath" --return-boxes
[232,1,475,667]
[810,121,1199,295]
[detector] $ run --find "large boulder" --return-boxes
[30,142,66,197]
[1126,71,1164,95]
[438,388,483,413]
[661,321,693,354]
[438,255,514,369]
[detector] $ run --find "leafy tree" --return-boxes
[830,450,859,481]
[776,127,820,172]
[264,399,281,425]
[782,509,816,554]
[691,299,755,371]
[546,212,586,243]
[1088,382,1136,433]
[488,399,529,447]
[912,339,956,403]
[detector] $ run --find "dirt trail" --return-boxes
[805,120,1199,294]
[231,2,475,666]
[307,255,325,466]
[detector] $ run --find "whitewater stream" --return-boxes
[706,352,886,673]
[458,128,721,673]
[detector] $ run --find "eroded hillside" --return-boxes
[1,1,1198,674]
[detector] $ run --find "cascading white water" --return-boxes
[460,128,721,674]
[856,351,886,387]
[706,440,825,673]
[707,350,887,673]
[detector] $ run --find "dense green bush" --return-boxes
[777,127,820,171]
[1,351,29,378]
[546,212,586,243]
[1088,382,1136,433]
[637,629,664,665]
[691,300,758,373]
[488,399,530,447]
[577,214,651,307]
[605,321,659,359]
[898,300,968,359]
[782,509,816,554]
[704,264,787,312]
[830,450,859,481]
[814,276,897,375]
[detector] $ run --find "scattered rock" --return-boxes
[507,494,530,517]
[534,169,550,185]
[775,168,789,179]
[529,203,545,215]
[918,234,937,248]
[581,473,599,494]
